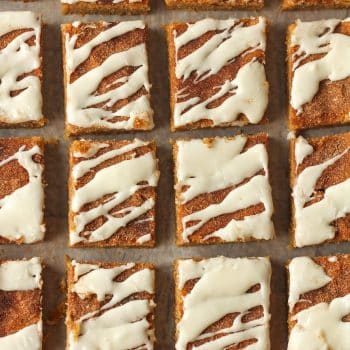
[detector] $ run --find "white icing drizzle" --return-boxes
[328,256,338,262]
[176,136,274,242]
[0,12,42,123]
[0,145,44,243]
[0,258,42,350]
[293,136,350,247]
[0,258,42,291]
[290,18,350,114]
[70,139,159,245]
[288,294,350,350]
[173,17,268,128]
[288,257,331,311]
[136,233,151,244]
[176,256,271,350]
[294,136,313,166]
[65,21,153,130]
[68,261,155,350]
[287,131,296,141]
[0,322,42,350]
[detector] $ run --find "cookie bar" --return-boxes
[165,17,268,131]
[62,21,153,136]
[290,133,350,247]
[282,0,349,10]
[0,12,44,127]
[0,258,43,349]
[287,19,350,130]
[288,255,350,349]
[66,258,156,349]
[175,256,271,349]
[165,0,263,10]
[173,134,274,246]
[0,137,45,244]
[68,139,159,247]
[61,0,150,15]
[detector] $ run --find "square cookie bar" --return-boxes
[166,17,268,131]
[68,139,159,247]
[288,255,350,349]
[66,258,156,349]
[290,133,350,247]
[0,12,44,127]
[62,21,153,136]
[0,137,45,244]
[173,134,274,245]
[165,0,263,10]
[0,258,43,349]
[288,19,350,130]
[61,0,150,15]
[175,256,271,349]
[282,0,349,9]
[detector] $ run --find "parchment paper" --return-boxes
[0,0,350,348]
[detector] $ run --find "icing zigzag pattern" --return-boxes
[69,139,159,246]
[0,12,42,123]
[293,136,350,247]
[175,135,274,244]
[67,261,155,350]
[172,17,268,129]
[64,20,153,131]
[176,257,271,350]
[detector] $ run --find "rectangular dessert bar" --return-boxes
[0,12,44,127]
[173,134,274,246]
[68,139,159,247]
[165,17,268,131]
[175,256,271,349]
[0,258,43,349]
[165,0,263,10]
[0,137,45,244]
[66,258,156,349]
[282,0,349,9]
[62,20,153,136]
[61,0,150,15]
[290,133,350,247]
[287,255,350,349]
[287,19,350,130]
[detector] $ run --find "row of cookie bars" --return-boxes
[1,254,349,349]
[1,132,350,248]
[2,13,350,133]
[58,0,350,13]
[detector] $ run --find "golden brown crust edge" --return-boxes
[164,0,264,10]
[282,0,350,10]
[289,137,297,248]
[287,23,295,131]
[61,2,150,15]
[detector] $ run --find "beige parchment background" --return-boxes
[1,0,350,348]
